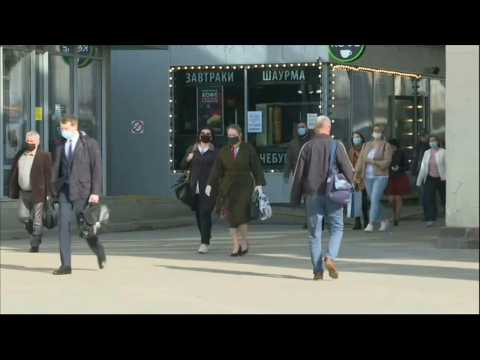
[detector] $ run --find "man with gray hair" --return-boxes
[9,130,53,252]
[291,116,354,280]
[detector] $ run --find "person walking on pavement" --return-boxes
[180,127,219,254]
[348,131,369,230]
[385,139,411,226]
[206,125,266,257]
[283,122,311,229]
[354,124,393,232]
[291,116,354,280]
[416,135,446,227]
[8,131,52,253]
[51,115,106,275]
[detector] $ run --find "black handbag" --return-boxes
[172,171,194,209]
[43,197,58,229]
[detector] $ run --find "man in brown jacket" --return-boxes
[291,116,354,281]
[9,131,52,252]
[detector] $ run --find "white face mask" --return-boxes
[372,132,382,140]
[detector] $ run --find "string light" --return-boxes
[333,64,422,79]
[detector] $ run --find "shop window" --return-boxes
[172,68,244,169]
[247,66,321,171]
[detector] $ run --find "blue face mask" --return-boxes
[298,128,307,137]
[353,137,362,146]
[61,129,74,141]
[430,142,438,149]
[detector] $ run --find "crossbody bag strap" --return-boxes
[329,140,338,176]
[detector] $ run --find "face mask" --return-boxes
[228,136,240,146]
[352,137,362,146]
[61,129,75,141]
[24,143,36,152]
[372,132,382,140]
[430,142,438,149]
[200,134,211,143]
[297,128,307,137]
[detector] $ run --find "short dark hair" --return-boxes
[388,138,400,148]
[61,115,79,129]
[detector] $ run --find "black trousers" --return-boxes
[193,193,214,245]
[422,176,446,222]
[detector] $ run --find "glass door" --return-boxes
[1,48,32,196]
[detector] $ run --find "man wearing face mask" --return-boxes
[284,122,311,229]
[9,131,53,252]
[51,115,106,275]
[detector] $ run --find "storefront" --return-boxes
[169,59,445,179]
[0,45,108,199]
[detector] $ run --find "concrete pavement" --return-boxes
[1,218,478,314]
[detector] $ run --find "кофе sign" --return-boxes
[328,45,366,63]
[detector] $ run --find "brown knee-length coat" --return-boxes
[207,142,266,227]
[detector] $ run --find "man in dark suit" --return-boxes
[9,131,52,252]
[51,115,106,275]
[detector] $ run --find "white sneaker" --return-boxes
[426,221,434,227]
[379,220,389,232]
[198,244,209,254]
[364,223,374,232]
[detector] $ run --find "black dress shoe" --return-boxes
[53,266,72,275]
[97,251,107,269]
[239,247,249,256]
[29,246,39,253]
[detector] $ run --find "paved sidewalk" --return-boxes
[1,219,478,314]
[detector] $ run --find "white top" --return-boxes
[196,144,210,194]
[366,148,377,178]
[65,131,80,158]
[416,148,447,186]
[18,152,35,191]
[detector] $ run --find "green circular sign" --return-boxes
[328,45,366,63]
[61,45,96,68]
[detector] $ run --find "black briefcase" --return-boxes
[43,197,58,229]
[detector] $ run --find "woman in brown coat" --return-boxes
[354,124,393,232]
[206,125,266,256]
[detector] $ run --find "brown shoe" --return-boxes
[313,272,324,280]
[324,257,339,279]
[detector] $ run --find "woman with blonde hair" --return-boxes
[354,124,393,232]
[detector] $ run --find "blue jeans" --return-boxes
[305,194,344,274]
[365,176,389,223]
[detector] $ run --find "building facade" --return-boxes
[4,45,476,244]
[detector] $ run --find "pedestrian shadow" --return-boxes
[0,264,97,274]
[156,264,311,281]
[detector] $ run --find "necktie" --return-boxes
[231,146,236,160]
[68,140,73,161]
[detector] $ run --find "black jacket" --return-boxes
[180,143,219,194]
[390,149,409,177]
[51,132,102,201]
[412,142,429,176]
[291,134,354,206]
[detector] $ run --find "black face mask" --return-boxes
[200,135,211,143]
[227,136,240,146]
[24,143,36,152]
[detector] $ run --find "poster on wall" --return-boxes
[197,86,224,135]
[247,111,263,133]
[307,113,318,129]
